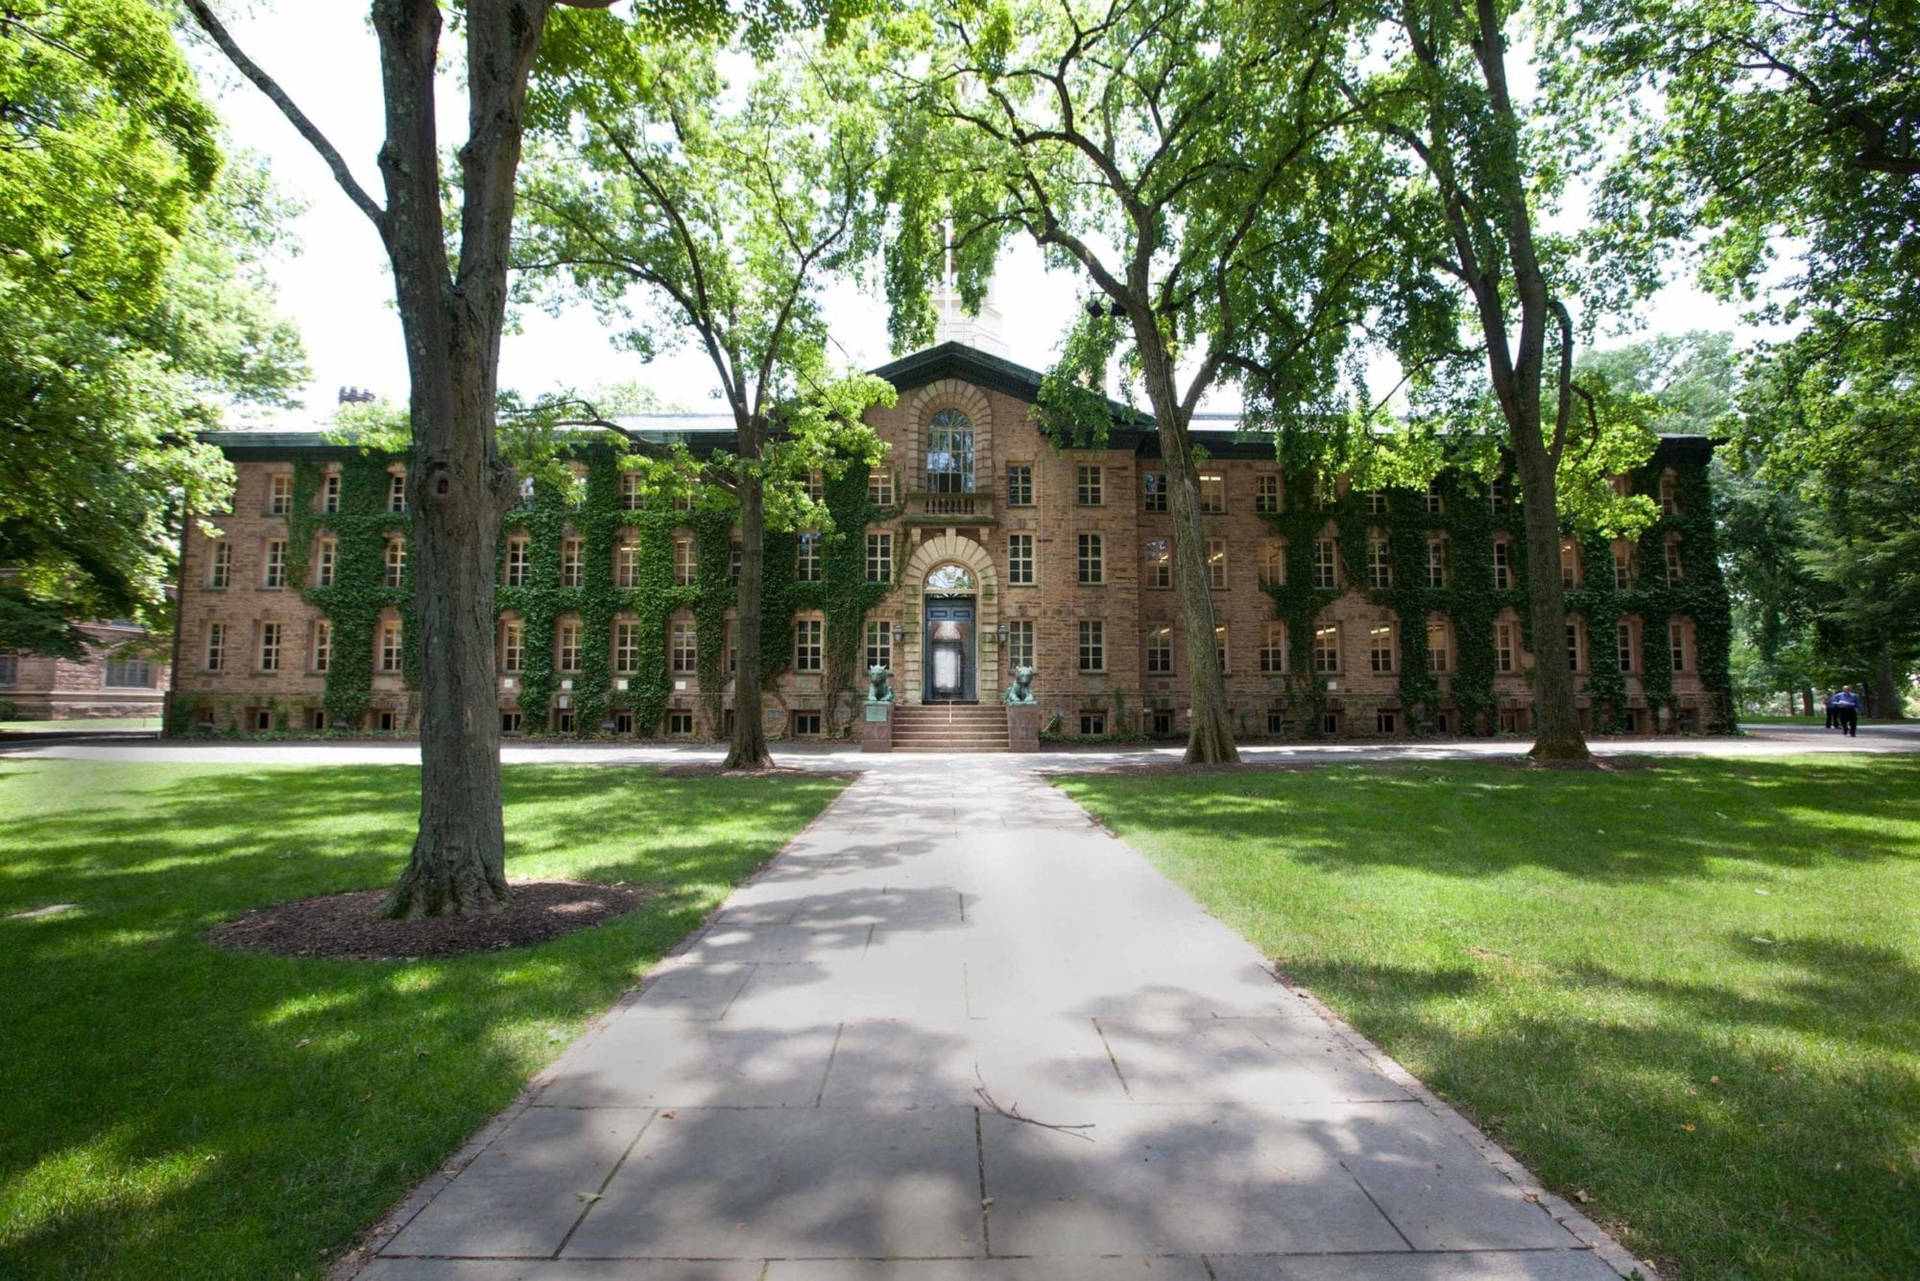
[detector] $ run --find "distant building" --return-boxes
[168,341,1731,742]
[0,621,169,719]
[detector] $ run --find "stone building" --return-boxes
[167,341,1731,741]
[0,620,169,720]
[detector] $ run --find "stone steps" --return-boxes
[889,703,1011,752]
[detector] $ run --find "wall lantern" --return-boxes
[893,623,907,645]
[995,622,1009,645]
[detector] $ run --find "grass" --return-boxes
[1057,757,1920,1281]
[0,761,844,1279]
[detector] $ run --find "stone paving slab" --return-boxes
[364,762,1640,1279]
[561,1107,984,1259]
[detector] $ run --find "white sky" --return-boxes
[188,7,1757,427]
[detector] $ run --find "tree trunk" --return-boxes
[1873,648,1901,719]
[374,0,545,916]
[1800,685,1814,716]
[1509,421,1589,760]
[726,417,773,769]
[1137,337,1238,764]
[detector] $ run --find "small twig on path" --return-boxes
[972,1069,1096,1140]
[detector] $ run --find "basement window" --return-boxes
[501,711,523,734]
[1079,711,1107,736]
[668,710,696,736]
[791,711,822,737]
[614,712,634,734]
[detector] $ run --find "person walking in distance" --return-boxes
[1833,685,1861,737]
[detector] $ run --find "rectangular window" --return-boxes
[1207,538,1227,590]
[501,619,523,673]
[1313,624,1340,673]
[866,532,892,583]
[730,542,743,586]
[259,621,282,672]
[384,538,406,588]
[1079,711,1107,736]
[1313,538,1338,589]
[1370,624,1396,674]
[1660,471,1680,515]
[1618,621,1635,673]
[1078,619,1105,671]
[504,536,530,587]
[1215,624,1229,673]
[0,653,19,685]
[388,472,407,513]
[1145,625,1173,674]
[1490,476,1510,512]
[1665,538,1684,585]
[1007,533,1035,585]
[263,539,288,588]
[1366,535,1392,589]
[1006,463,1033,507]
[804,469,824,502]
[1614,543,1634,589]
[1258,540,1285,589]
[321,472,341,512]
[206,622,227,672]
[268,474,293,515]
[792,711,823,736]
[1365,490,1387,515]
[1427,535,1449,588]
[794,617,823,671]
[1561,541,1580,588]
[1567,620,1585,672]
[673,493,694,514]
[312,620,331,673]
[1076,464,1104,506]
[501,711,523,734]
[1496,621,1518,673]
[209,540,231,589]
[1143,472,1168,512]
[556,619,580,673]
[796,533,821,582]
[1428,620,1451,673]
[1426,480,1444,514]
[104,656,152,688]
[868,471,895,506]
[866,620,891,673]
[620,470,644,510]
[1670,620,1688,672]
[1255,474,1280,514]
[1006,619,1035,670]
[1377,710,1398,735]
[1493,540,1512,589]
[1200,475,1226,513]
[561,537,584,588]
[1077,533,1104,584]
[314,538,337,587]
[668,709,696,735]
[669,537,693,587]
[673,620,699,674]
[614,620,639,674]
[615,539,639,589]
[1145,537,1171,589]
[1260,622,1288,673]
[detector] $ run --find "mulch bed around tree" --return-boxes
[206,880,653,960]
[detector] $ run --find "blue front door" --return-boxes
[924,598,976,702]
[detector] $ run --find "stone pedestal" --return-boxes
[861,701,893,752]
[1007,703,1040,752]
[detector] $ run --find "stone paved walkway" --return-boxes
[353,761,1641,1280]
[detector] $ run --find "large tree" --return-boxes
[891,0,1382,764]
[1,4,300,653]
[516,24,891,768]
[1338,0,1662,760]
[184,0,632,917]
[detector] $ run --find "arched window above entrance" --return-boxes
[925,408,975,494]
[925,563,975,595]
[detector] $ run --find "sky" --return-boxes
[187,7,1757,428]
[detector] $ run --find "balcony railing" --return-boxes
[903,490,997,523]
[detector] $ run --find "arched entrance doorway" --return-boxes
[923,563,976,702]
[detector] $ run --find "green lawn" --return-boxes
[0,761,844,1279]
[1058,757,1920,1281]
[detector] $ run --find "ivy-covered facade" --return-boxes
[169,343,1731,741]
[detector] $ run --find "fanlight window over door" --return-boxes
[925,563,975,595]
[924,408,975,493]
